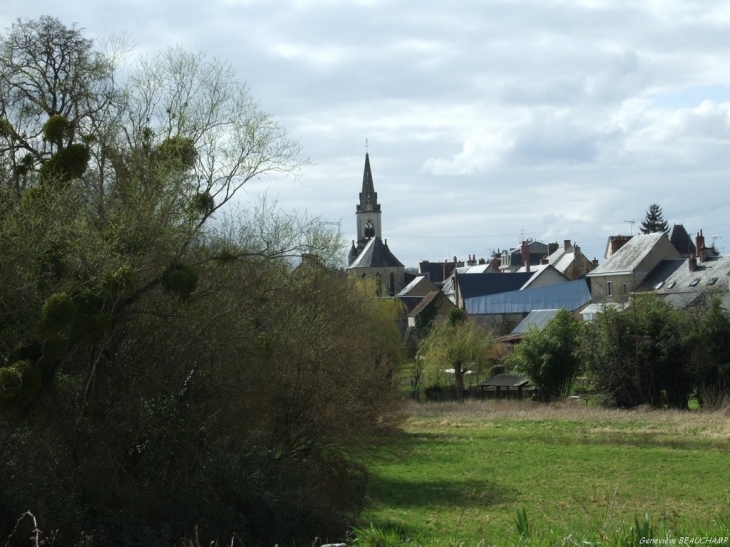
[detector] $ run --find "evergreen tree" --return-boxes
[640,203,669,234]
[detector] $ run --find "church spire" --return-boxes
[357,153,380,213]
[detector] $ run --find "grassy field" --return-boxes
[357,401,730,546]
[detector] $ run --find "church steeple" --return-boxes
[357,153,380,213]
[354,152,383,250]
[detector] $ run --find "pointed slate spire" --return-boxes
[357,153,380,213]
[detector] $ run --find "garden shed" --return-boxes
[479,373,530,400]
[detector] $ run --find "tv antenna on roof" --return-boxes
[624,220,635,235]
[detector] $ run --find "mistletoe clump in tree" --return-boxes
[640,203,669,234]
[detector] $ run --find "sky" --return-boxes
[3,1,730,267]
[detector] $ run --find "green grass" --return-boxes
[358,401,730,546]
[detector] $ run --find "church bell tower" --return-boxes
[356,153,381,242]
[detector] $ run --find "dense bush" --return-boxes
[0,17,401,546]
[505,308,582,402]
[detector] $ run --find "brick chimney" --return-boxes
[609,235,631,256]
[521,241,531,272]
[696,230,711,262]
[443,261,455,281]
[478,257,486,265]
[574,243,580,256]
[490,254,500,272]
[548,242,559,256]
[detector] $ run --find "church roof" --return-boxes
[347,237,404,269]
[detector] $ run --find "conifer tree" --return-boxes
[640,203,669,234]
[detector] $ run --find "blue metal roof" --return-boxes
[512,309,560,334]
[465,279,591,315]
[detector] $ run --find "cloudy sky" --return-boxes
[4,1,730,266]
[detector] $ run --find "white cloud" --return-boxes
[4,0,730,264]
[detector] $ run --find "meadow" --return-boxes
[357,401,730,546]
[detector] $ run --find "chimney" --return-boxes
[548,242,559,256]
[490,254,500,272]
[689,254,697,272]
[540,256,549,265]
[478,257,486,265]
[610,235,631,256]
[592,258,599,268]
[564,239,571,251]
[574,244,580,256]
[520,241,530,272]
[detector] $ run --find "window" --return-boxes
[652,281,664,290]
[389,272,395,296]
[607,281,613,297]
[623,283,628,295]
[364,219,374,238]
[689,279,700,287]
[707,277,718,286]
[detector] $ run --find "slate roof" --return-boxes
[397,295,425,313]
[512,309,560,334]
[347,236,404,269]
[465,279,591,315]
[396,275,438,297]
[418,260,457,283]
[508,241,549,268]
[451,272,533,300]
[668,224,696,256]
[648,254,730,307]
[408,290,442,318]
[588,233,670,276]
[637,259,686,291]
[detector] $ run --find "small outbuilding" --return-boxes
[479,373,530,401]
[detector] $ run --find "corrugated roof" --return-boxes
[465,279,591,315]
[588,233,668,276]
[512,309,560,334]
[347,236,404,269]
